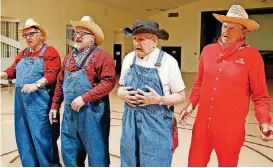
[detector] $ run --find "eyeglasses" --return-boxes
[74,31,93,37]
[22,32,40,38]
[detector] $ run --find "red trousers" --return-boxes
[188,132,243,167]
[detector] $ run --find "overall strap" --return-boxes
[39,44,48,57]
[131,53,137,67]
[154,50,165,68]
[155,50,174,111]
[23,48,30,57]
[65,54,74,68]
[83,47,100,67]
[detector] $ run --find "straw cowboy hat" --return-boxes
[19,18,48,41]
[123,20,169,40]
[213,5,260,32]
[70,16,104,46]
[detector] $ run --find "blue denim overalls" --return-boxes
[61,47,110,167]
[15,45,61,167]
[120,50,174,167]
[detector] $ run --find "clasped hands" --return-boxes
[119,85,161,107]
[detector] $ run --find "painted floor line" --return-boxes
[1,149,18,157]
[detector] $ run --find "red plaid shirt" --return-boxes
[51,46,116,110]
[4,44,61,85]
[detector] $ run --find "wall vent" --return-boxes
[168,13,179,17]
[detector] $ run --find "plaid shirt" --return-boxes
[51,46,116,110]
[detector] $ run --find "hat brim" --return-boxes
[213,13,260,32]
[19,24,48,42]
[70,20,104,46]
[123,26,169,40]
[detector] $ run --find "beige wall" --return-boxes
[149,1,202,72]
[1,0,143,57]
[246,14,273,50]
[149,0,273,72]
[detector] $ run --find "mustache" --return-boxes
[135,47,143,51]
[75,39,82,43]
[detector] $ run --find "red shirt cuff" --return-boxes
[258,116,272,127]
[4,70,15,79]
[82,92,93,104]
[51,103,60,110]
[189,98,198,109]
[44,74,56,85]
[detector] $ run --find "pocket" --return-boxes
[40,88,51,100]
[141,75,162,93]
[63,73,85,94]
[86,100,105,117]
[23,59,42,75]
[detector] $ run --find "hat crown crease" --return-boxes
[25,18,36,27]
[134,20,159,28]
[80,16,95,23]
[227,5,248,19]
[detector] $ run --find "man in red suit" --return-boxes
[180,5,272,167]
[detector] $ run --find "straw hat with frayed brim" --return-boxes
[19,18,48,41]
[213,4,260,32]
[70,16,104,46]
[123,20,169,40]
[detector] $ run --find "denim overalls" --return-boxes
[15,45,61,166]
[61,47,110,167]
[120,50,174,166]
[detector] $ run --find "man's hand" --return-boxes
[49,109,58,124]
[1,72,8,80]
[260,123,273,142]
[71,96,85,112]
[136,85,161,106]
[179,103,194,126]
[21,83,38,93]
[118,86,139,107]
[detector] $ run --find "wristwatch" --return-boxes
[35,82,41,89]
[159,96,164,105]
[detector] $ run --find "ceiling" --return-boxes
[86,0,199,15]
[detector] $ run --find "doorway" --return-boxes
[161,46,181,69]
[114,44,122,74]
